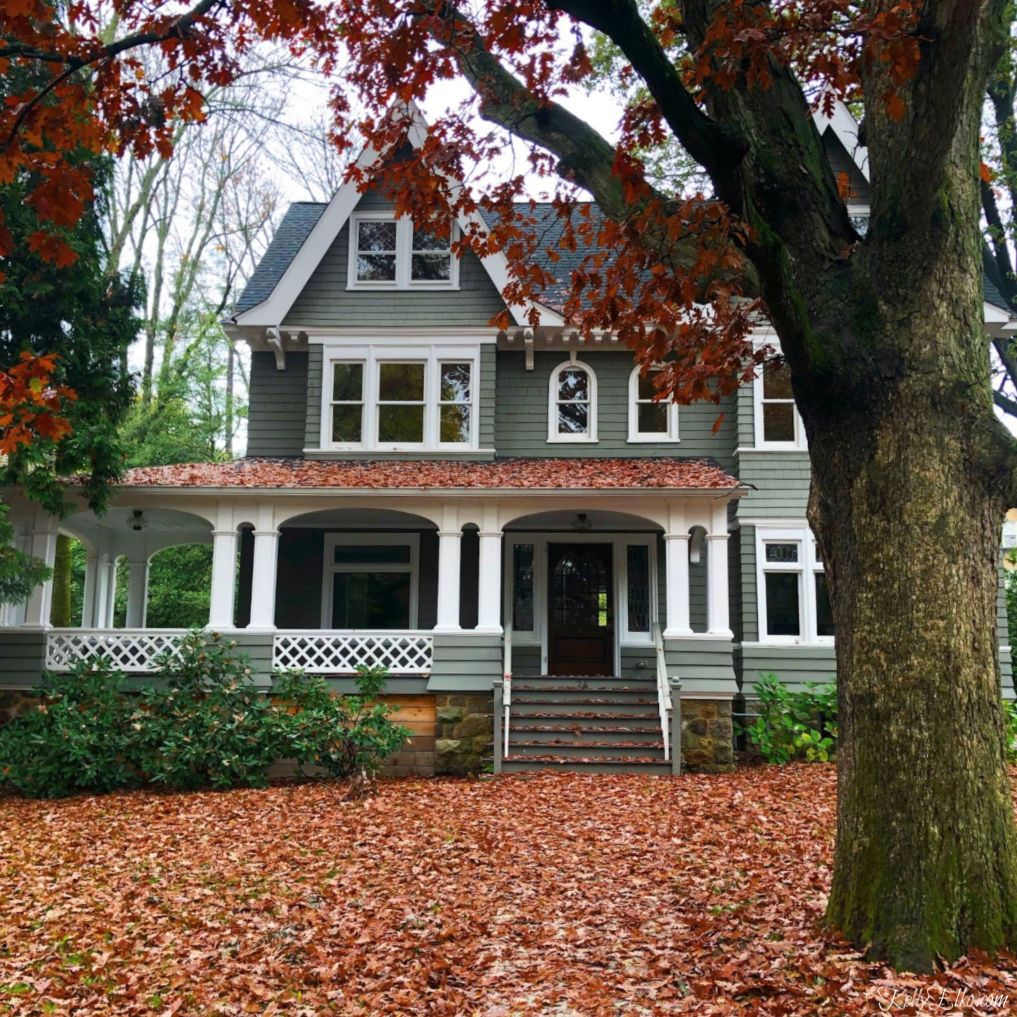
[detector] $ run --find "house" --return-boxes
[1,103,1013,775]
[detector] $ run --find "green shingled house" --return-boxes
[1,102,1013,775]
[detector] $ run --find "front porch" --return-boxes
[1,457,745,772]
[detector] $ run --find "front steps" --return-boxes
[500,675,672,774]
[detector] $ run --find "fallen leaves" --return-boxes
[1,765,1015,1015]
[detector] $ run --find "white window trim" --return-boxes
[347,212,460,291]
[752,356,806,451]
[321,533,420,630]
[547,359,598,443]
[322,344,479,452]
[755,525,833,645]
[504,534,658,676]
[627,365,680,443]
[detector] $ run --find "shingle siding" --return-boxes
[247,351,309,457]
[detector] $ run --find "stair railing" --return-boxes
[653,622,671,762]
[502,618,513,756]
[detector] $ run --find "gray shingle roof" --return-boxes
[984,275,1011,315]
[232,202,325,315]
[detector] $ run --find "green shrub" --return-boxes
[136,631,280,790]
[0,660,141,797]
[739,675,837,764]
[1003,698,1017,764]
[272,666,411,779]
[0,634,410,797]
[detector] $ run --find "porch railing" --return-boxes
[272,631,433,675]
[46,629,189,672]
[652,622,671,762]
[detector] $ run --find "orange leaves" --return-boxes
[0,352,75,456]
[1,768,1016,1014]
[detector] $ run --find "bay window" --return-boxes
[324,346,477,451]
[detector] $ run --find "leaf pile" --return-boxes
[1,765,1016,1015]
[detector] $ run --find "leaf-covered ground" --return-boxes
[1,765,1016,1016]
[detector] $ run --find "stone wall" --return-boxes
[681,699,735,773]
[434,693,494,775]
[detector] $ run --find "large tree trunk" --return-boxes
[810,365,1017,970]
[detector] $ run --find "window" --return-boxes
[348,214,457,289]
[548,360,597,442]
[324,346,477,451]
[322,535,419,629]
[757,527,832,643]
[755,356,805,448]
[628,366,679,442]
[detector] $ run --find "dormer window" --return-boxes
[349,213,458,289]
[548,360,598,443]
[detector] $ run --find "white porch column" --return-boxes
[208,529,238,630]
[476,510,503,633]
[22,522,58,629]
[663,534,692,637]
[102,558,118,628]
[81,553,100,627]
[125,559,149,628]
[248,529,280,631]
[435,506,462,633]
[707,503,732,637]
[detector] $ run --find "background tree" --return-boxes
[4,0,1017,972]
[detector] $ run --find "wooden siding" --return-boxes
[663,636,738,695]
[247,351,309,457]
[494,350,737,462]
[822,130,870,204]
[0,631,46,688]
[738,527,759,643]
[283,189,506,328]
[510,644,542,677]
[735,451,811,518]
[740,645,837,693]
[428,633,503,690]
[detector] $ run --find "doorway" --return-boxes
[547,542,614,675]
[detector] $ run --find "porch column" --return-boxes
[81,552,100,627]
[208,529,238,630]
[248,529,279,631]
[435,506,462,632]
[476,524,503,634]
[663,520,695,630]
[707,504,732,637]
[125,559,149,628]
[22,522,58,629]
[102,558,118,628]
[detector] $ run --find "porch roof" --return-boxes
[117,456,741,492]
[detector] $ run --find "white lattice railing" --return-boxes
[46,629,189,672]
[273,631,433,675]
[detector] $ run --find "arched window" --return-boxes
[628,366,679,442]
[548,360,597,442]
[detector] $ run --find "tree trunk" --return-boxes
[804,276,1017,970]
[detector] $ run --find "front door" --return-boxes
[547,543,613,675]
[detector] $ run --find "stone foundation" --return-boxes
[681,699,735,773]
[433,693,495,775]
[0,690,39,726]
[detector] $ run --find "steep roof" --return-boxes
[118,456,740,491]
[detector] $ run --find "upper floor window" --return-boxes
[348,213,458,289]
[755,358,805,448]
[325,346,477,451]
[756,527,833,644]
[548,360,597,442]
[628,366,679,442]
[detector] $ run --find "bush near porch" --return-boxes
[0,633,409,798]
[1,768,1015,1015]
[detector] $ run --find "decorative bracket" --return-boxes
[523,328,535,371]
[266,325,286,370]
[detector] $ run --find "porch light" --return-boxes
[126,510,149,532]
[571,512,593,532]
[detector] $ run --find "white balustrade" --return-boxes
[273,631,433,675]
[46,629,188,672]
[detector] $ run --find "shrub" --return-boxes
[272,666,411,779]
[740,675,837,764]
[0,659,141,797]
[1003,698,1017,764]
[136,631,280,790]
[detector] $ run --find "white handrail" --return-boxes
[502,619,513,756]
[652,622,671,762]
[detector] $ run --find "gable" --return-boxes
[282,188,508,328]
[821,129,870,205]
